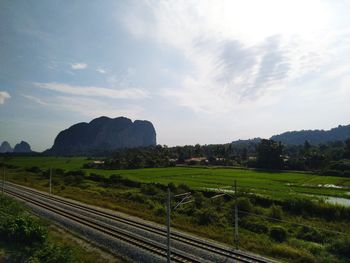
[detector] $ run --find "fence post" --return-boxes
[234,180,239,249]
[167,187,171,263]
[49,168,52,195]
[2,166,4,195]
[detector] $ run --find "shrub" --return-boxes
[1,216,47,245]
[236,197,253,212]
[26,166,42,173]
[108,174,122,185]
[65,170,85,177]
[168,182,176,192]
[0,195,25,218]
[89,173,105,182]
[328,235,350,258]
[271,244,316,263]
[127,193,145,203]
[154,204,166,217]
[177,183,190,193]
[229,197,253,217]
[141,184,161,196]
[269,205,283,220]
[63,175,84,186]
[10,243,77,263]
[194,208,219,225]
[240,217,269,234]
[32,243,77,263]
[270,226,288,242]
[54,168,65,175]
[296,226,324,243]
[193,192,204,209]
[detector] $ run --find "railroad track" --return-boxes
[5,187,201,263]
[5,182,275,263]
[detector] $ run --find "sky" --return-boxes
[0,0,350,152]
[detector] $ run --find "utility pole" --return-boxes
[166,189,192,263]
[2,166,5,195]
[234,180,239,249]
[49,168,52,195]
[166,187,171,263]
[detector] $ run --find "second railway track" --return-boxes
[4,182,275,263]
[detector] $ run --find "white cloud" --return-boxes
[96,67,107,74]
[121,0,341,113]
[71,62,88,70]
[22,94,48,106]
[33,82,149,100]
[0,91,10,104]
[53,96,144,118]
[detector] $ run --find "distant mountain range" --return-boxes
[0,141,32,153]
[232,124,350,145]
[46,116,157,155]
[270,125,350,145]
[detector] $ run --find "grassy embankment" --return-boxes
[2,156,350,263]
[0,194,121,263]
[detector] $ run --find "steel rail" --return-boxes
[6,182,275,263]
[4,188,203,263]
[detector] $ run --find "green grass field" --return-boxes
[2,156,350,200]
[2,156,350,262]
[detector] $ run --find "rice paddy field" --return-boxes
[2,156,350,200]
[2,156,350,262]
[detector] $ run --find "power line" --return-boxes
[238,210,347,236]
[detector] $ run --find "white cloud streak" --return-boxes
[71,62,88,70]
[53,96,144,118]
[33,82,149,100]
[22,94,48,106]
[96,67,107,74]
[0,91,10,104]
[121,0,339,113]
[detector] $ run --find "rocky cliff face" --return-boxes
[48,116,156,155]
[13,141,32,153]
[0,141,13,153]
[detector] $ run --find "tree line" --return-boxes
[92,138,350,176]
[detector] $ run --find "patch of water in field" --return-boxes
[325,197,350,207]
[300,183,350,189]
[202,187,235,194]
[305,193,350,207]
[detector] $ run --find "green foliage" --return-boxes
[3,156,350,263]
[29,243,77,263]
[270,244,316,263]
[0,195,79,263]
[141,184,162,196]
[270,226,288,242]
[153,204,166,217]
[256,139,283,169]
[269,205,283,220]
[0,195,25,218]
[236,197,253,212]
[296,226,324,243]
[193,192,204,209]
[26,166,42,173]
[327,235,350,258]
[8,242,77,263]
[283,197,350,220]
[240,217,269,234]
[1,216,47,245]
[168,182,176,192]
[194,207,219,225]
[125,192,145,203]
[104,146,173,169]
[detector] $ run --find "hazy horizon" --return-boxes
[1,1,350,151]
